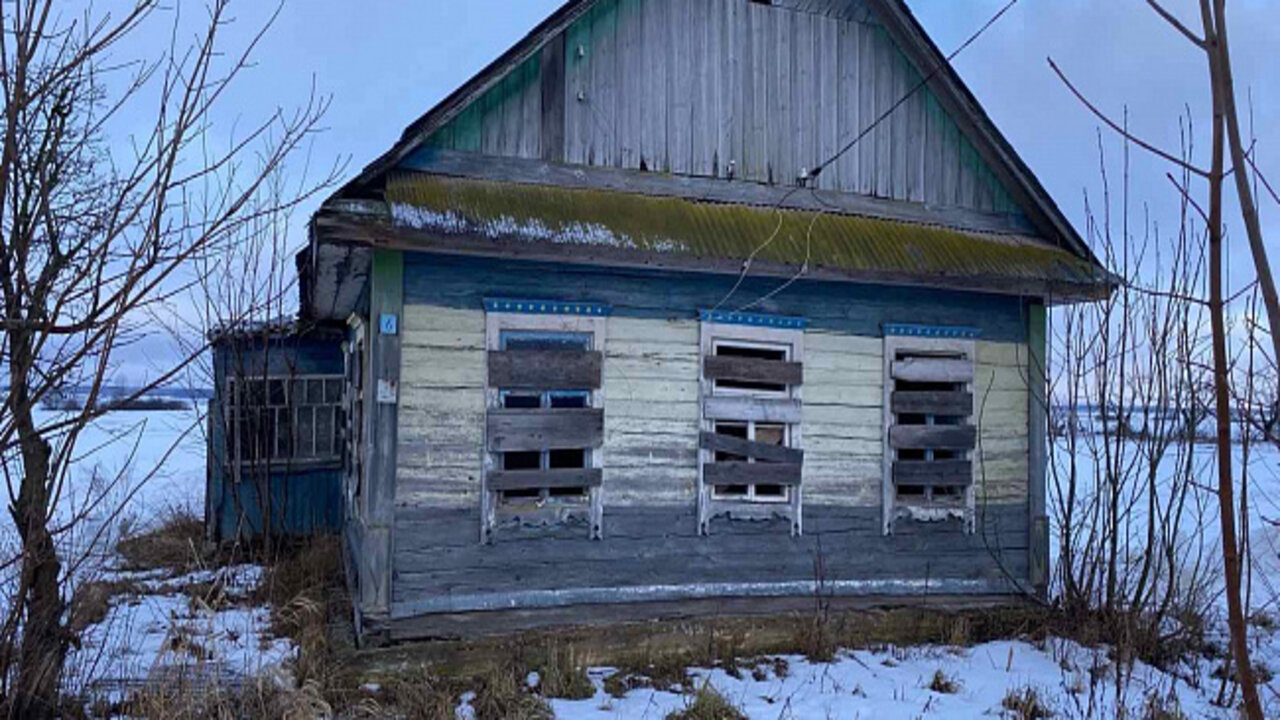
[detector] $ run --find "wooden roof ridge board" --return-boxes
[329,0,1099,268]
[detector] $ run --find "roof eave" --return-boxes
[313,209,1112,305]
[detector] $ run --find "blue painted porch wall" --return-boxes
[207,334,345,543]
[402,253,1031,342]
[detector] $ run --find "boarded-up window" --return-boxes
[482,306,608,542]
[698,318,805,536]
[882,331,977,534]
[225,374,345,468]
[492,332,595,504]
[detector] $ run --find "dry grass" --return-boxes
[1141,689,1187,720]
[927,668,961,694]
[115,508,210,574]
[535,642,595,700]
[374,666,461,719]
[250,535,366,711]
[664,681,747,720]
[470,663,554,720]
[1001,685,1053,719]
[68,578,143,634]
[123,675,331,720]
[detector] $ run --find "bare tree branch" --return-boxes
[1048,57,1210,178]
[1145,0,1207,48]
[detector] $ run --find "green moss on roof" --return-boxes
[384,171,1107,291]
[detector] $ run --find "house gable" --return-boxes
[407,0,1025,223]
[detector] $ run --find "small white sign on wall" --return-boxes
[376,378,398,405]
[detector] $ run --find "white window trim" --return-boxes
[698,322,804,535]
[881,335,977,535]
[482,312,607,543]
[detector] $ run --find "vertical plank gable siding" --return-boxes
[415,0,1022,219]
[392,253,1033,612]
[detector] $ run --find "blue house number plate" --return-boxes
[379,313,398,336]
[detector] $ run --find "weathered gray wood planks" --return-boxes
[699,431,804,464]
[486,408,604,452]
[892,459,972,487]
[418,0,1026,221]
[703,356,803,386]
[390,504,1029,617]
[888,424,976,450]
[703,396,802,424]
[890,390,972,415]
[487,468,604,491]
[890,357,974,383]
[703,461,804,486]
[487,350,603,390]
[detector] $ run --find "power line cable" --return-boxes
[714,0,1021,311]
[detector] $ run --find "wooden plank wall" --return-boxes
[397,306,487,510]
[389,504,1029,620]
[974,340,1030,504]
[418,0,1021,216]
[360,251,403,618]
[390,253,1035,617]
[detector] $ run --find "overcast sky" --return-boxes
[111,0,1280,383]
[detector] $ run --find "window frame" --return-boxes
[482,308,608,542]
[698,318,804,535]
[225,372,345,473]
[881,331,978,535]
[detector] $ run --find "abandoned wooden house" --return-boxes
[207,0,1112,642]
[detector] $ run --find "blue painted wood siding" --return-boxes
[207,335,346,542]
[402,253,1029,343]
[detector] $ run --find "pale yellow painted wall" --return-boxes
[395,306,1030,510]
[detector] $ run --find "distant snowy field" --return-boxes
[21,407,1280,716]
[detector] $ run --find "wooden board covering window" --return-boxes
[883,335,977,535]
[703,356,803,386]
[890,390,972,416]
[487,468,603,492]
[703,462,803,487]
[698,321,805,536]
[890,357,973,383]
[486,408,604,452]
[888,424,976,450]
[487,349,602,390]
[699,431,803,464]
[893,460,973,488]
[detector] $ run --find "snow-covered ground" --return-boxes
[539,639,1237,719]
[16,407,297,705]
[21,405,1280,717]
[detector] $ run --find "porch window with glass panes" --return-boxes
[226,375,344,468]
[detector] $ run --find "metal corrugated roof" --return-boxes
[382,172,1110,299]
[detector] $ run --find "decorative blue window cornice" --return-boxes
[484,298,612,316]
[699,309,808,330]
[883,323,982,340]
